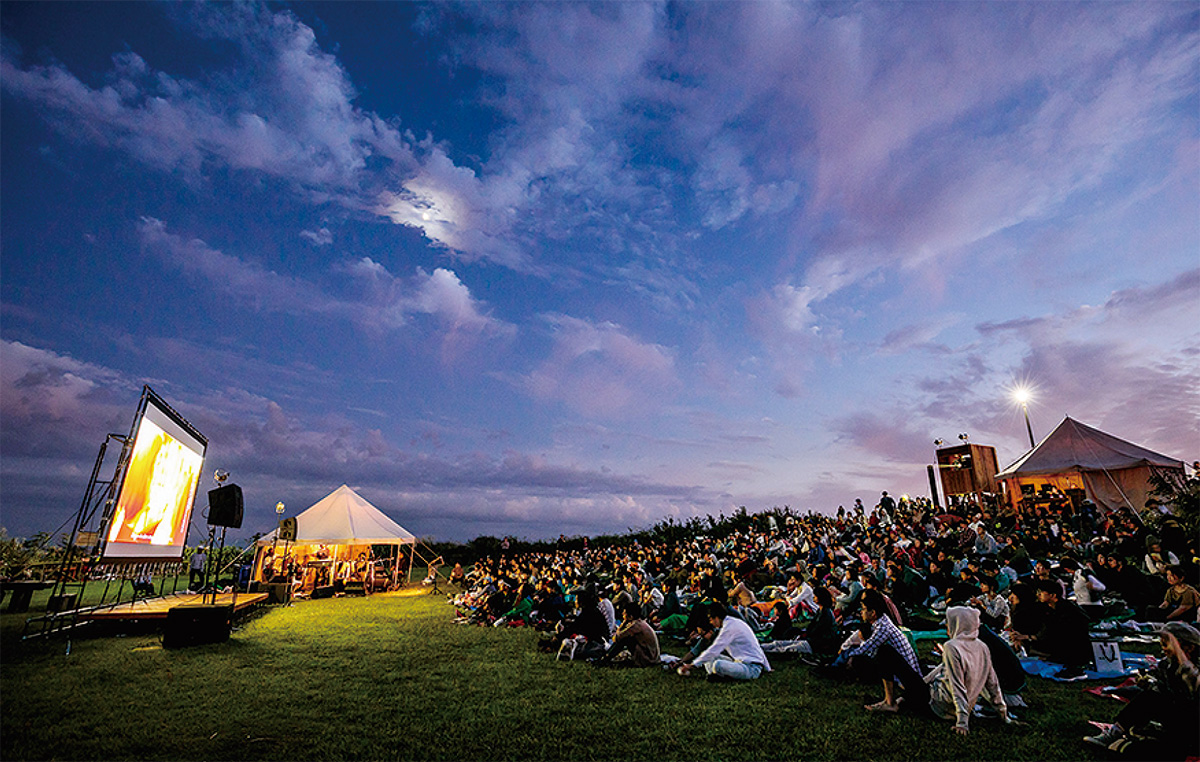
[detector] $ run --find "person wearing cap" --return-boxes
[1083,621,1199,758]
[676,602,771,681]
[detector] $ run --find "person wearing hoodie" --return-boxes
[925,606,1015,735]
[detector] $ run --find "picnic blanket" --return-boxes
[1020,652,1155,681]
[910,628,948,641]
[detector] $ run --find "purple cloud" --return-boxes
[137,218,513,350]
[523,315,679,418]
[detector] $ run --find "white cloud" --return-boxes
[300,227,333,246]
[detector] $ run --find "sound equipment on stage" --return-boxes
[207,484,244,528]
[265,582,292,604]
[163,604,233,648]
[312,585,336,599]
[278,517,297,542]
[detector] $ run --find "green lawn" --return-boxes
[2,589,1115,761]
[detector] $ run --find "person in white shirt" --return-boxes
[677,602,771,681]
[786,573,816,617]
[1060,557,1106,605]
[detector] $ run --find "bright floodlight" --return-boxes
[1013,387,1031,405]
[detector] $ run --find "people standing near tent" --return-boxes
[188,548,207,590]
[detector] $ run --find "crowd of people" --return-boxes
[446,491,1198,757]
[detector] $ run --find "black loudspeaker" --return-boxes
[163,604,232,648]
[312,585,336,599]
[278,517,297,542]
[208,484,244,528]
[264,582,292,604]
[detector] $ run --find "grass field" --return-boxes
[1,587,1115,761]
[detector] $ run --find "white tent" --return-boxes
[258,484,416,545]
[254,485,416,590]
[996,416,1184,514]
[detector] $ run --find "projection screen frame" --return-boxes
[101,386,208,561]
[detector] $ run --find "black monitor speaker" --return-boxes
[163,604,232,648]
[208,484,244,528]
[278,517,297,542]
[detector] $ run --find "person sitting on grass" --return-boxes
[654,578,682,624]
[925,606,1015,735]
[1004,582,1044,651]
[538,587,609,655]
[762,585,840,658]
[1099,553,1159,618]
[1083,622,1199,759]
[860,572,903,627]
[595,602,660,668]
[765,600,795,642]
[1011,579,1092,677]
[1059,556,1105,606]
[785,572,817,617]
[832,564,864,619]
[1150,565,1200,622]
[676,602,771,681]
[845,590,928,713]
[969,576,1010,631]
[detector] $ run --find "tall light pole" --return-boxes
[1013,387,1035,449]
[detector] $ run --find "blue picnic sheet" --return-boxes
[1020,652,1155,681]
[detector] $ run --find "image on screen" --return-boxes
[104,395,206,560]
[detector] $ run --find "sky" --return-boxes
[1,1,1197,544]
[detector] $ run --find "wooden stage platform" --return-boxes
[81,592,269,622]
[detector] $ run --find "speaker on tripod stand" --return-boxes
[208,484,244,529]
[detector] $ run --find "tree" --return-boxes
[1147,465,1199,535]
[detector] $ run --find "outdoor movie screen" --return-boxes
[104,394,207,559]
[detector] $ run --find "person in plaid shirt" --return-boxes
[847,589,928,712]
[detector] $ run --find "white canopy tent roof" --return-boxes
[258,484,416,546]
[996,416,1183,513]
[997,417,1183,478]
